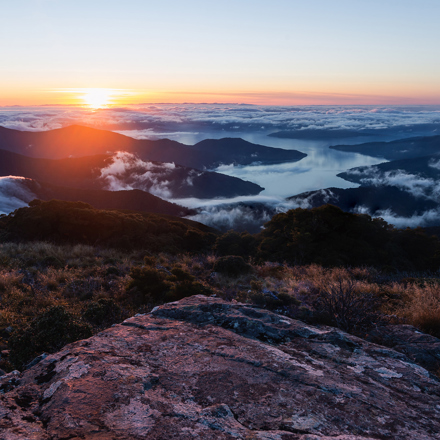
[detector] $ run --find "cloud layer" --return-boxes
[1,104,439,141]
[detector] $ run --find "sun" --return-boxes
[82,88,113,109]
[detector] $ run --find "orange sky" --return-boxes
[1,1,439,107]
[2,86,439,108]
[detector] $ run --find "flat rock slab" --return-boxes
[1,295,440,439]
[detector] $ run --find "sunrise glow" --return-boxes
[0,1,439,106]
[82,89,113,109]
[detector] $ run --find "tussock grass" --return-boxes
[0,241,439,373]
[392,282,440,337]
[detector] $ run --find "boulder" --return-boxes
[1,295,439,439]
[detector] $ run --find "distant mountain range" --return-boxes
[0,125,306,168]
[0,149,263,199]
[269,124,440,141]
[329,135,440,160]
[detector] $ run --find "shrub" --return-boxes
[143,256,157,267]
[214,230,257,257]
[105,266,121,276]
[168,280,212,302]
[65,278,102,301]
[82,298,123,328]
[170,267,194,282]
[213,256,253,278]
[41,255,64,269]
[313,277,383,332]
[9,306,92,370]
[127,266,170,304]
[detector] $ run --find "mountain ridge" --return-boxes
[329,134,440,161]
[0,124,307,169]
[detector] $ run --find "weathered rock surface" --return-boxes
[367,324,440,374]
[1,295,440,439]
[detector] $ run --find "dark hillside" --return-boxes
[255,205,440,270]
[0,149,108,189]
[214,204,440,271]
[186,138,307,168]
[23,179,193,217]
[0,199,217,252]
[0,149,264,198]
[2,200,439,271]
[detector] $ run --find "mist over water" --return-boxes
[213,136,384,197]
[133,128,387,197]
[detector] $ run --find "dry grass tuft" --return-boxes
[392,282,440,337]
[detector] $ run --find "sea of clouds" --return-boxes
[1,104,440,140]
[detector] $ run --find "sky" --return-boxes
[1,0,440,106]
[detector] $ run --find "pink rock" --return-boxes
[1,295,439,439]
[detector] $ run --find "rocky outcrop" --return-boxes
[1,295,440,439]
[367,324,440,374]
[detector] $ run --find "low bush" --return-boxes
[170,267,194,282]
[168,280,212,301]
[126,267,171,304]
[312,277,383,332]
[82,298,124,328]
[214,230,257,257]
[255,205,440,270]
[9,306,92,370]
[213,256,253,278]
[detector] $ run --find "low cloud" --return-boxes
[115,129,200,140]
[0,176,37,215]
[353,205,440,228]
[188,205,274,233]
[346,167,440,202]
[288,189,338,210]
[429,158,440,170]
[181,195,306,232]
[99,152,177,199]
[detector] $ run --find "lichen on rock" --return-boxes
[1,295,439,439]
